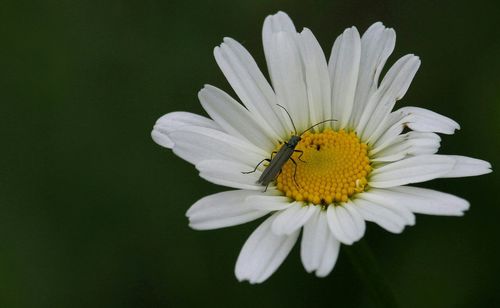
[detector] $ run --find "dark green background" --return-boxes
[1,0,498,307]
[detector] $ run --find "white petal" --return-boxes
[373,107,459,149]
[405,132,441,155]
[235,213,300,283]
[301,208,341,277]
[326,204,364,245]
[199,85,276,151]
[214,38,286,138]
[267,31,309,131]
[262,11,297,72]
[370,155,455,188]
[357,190,416,225]
[300,207,322,272]
[371,132,441,162]
[369,112,410,150]
[370,137,409,162]
[361,55,421,143]
[352,198,406,233]
[151,112,220,148]
[350,22,395,128]
[329,27,361,129]
[398,106,460,134]
[344,201,366,241]
[326,205,350,244]
[388,186,470,216]
[443,155,492,178]
[244,195,291,211]
[271,203,316,235]
[186,190,270,230]
[298,28,331,131]
[168,126,267,165]
[196,160,263,190]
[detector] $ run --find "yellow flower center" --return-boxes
[275,129,371,205]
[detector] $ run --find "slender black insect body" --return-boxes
[242,104,336,190]
[256,134,302,187]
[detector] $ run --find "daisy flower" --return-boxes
[151,11,491,283]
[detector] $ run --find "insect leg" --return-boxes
[242,158,271,174]
[294,150,306,163]
[289,157,302,189]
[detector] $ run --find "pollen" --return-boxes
[275,129,371,206]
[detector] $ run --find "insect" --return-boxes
[243,104,336,190]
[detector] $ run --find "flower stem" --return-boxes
[344,239,399,308]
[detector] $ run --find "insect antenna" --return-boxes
[299,119,337,136]
[276,104,297,135]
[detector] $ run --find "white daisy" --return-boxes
[152,11,492,284]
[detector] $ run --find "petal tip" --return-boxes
[151,129,174,148]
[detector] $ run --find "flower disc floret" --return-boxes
[276,129,371,205]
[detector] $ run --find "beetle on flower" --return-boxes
[152,11,491,284]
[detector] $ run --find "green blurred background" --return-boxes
[1,0,499,307]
